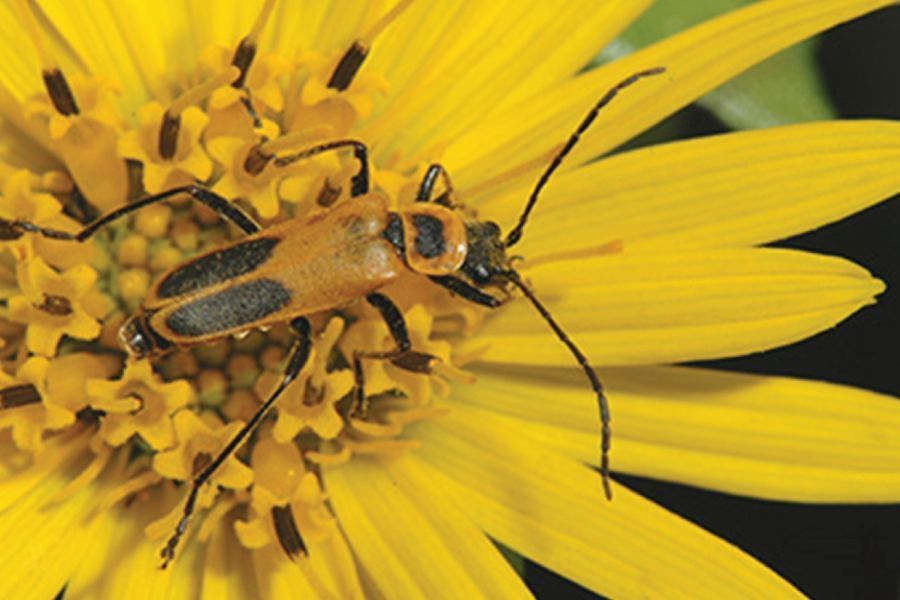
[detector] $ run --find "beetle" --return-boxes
[0,65,664,566]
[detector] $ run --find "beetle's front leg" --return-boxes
[351,293,438,418]
[0,184,261,243]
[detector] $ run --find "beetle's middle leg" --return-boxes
[351,292,438,417]
[160,316,312,568]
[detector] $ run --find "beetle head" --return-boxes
[459,220,510,287]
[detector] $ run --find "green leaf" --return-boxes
[599,0,836,128]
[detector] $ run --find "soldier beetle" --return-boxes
[0,20,664,564]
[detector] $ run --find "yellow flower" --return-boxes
[0,1,894,598]
[7,248,103,356]
[88,359,195,450]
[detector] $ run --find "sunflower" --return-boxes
[0,0,897,598]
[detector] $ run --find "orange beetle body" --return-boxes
[119,193,473,356]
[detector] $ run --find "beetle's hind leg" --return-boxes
[350,293,438,417]
[159,317,312,568]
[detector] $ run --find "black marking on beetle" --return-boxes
[157,237,281,299]
[412,214,445,259]
[382,212,404,255]
[0,384,41,409]
[327,41,368,91]
[165,279,291,337]
[272,504,308,559]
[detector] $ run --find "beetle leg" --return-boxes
[351,293,438,417]
[416,163,454,207]
[428,275,502,308]
[0,184,261,243]
[272,140,370,197]
[159,317,312,569]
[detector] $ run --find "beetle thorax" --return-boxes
[393,204,468,275]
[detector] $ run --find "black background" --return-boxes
[527,8,900,600]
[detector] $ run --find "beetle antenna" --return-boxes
[504,67,665,248]
[503,269,613,499]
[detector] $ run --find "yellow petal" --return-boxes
[415,411,802,598]
[34,0,185,111]
[488,121,900,254]
[454,364,900,503]
[0,455,104,598]
[365,0,650,165]
[326,456,532,599]
[72,488,202,599]
[200,514,261,600]
[447,0,895,191]
[461,248,884,366]
[250,533,364,600]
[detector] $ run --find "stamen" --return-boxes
[231,0,276,89]
[315,179,341,207]
[14,0,80,116]
[35,293,73,316]
[171,67,241,117]
[243,143,274,176]
[42,70,79,116]
[0,383,41,409]
[327,0,414,91]
[192,452,214,477]
[160,68,240,160]
[271,504,308,559]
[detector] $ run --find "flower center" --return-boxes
[1,0,486,560]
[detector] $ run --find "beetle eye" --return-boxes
[472,265,493,285]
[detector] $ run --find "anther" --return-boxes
[157,112,181,160]
[315,179,341,207]
[243,143,274,176]
[35,293,73,316]
[15,0,81,116]
[160,67,240,160]
[327,0,414,91]
[192,452,214,477]
[42,70,79,116]
[230,0,276,89]
[0,384,41,409]
[271,504,308,559]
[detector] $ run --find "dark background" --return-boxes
[527,8,900,600]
